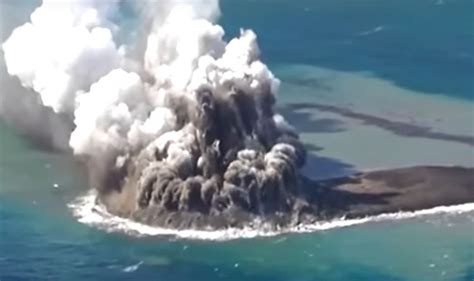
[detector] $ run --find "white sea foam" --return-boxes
[68,190,474,241]
[357,25,385,36]
[122,261,144,273]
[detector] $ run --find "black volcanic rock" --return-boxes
[99,166,474,230]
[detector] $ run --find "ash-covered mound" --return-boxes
[100,86,312,229]
[3,0,315,229]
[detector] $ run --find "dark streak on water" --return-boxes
[280,102,474,146]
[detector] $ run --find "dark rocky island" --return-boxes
[99,165,474,230]
[88,83,473,231]
[87,78,473,232]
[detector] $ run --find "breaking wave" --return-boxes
[68,190,474,241]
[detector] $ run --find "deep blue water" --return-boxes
[221,0,474,100]
[1,1,474,281]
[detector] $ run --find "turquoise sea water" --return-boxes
[1,120,473,281]
[1,0,473,280]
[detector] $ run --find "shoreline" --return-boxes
[97,165,474,232]
[70,191,474,241]
[306,166,474,219]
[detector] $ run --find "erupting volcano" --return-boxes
[3,0,473,232]
[3,0,315,229]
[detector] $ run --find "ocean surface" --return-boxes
[1,0,474,280]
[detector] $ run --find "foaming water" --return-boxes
[357,25,386,36]
[68,190,474,241]
[122,261,144,273]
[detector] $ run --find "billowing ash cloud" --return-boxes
[3,0,309,228]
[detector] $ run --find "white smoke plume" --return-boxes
[2,0,308,228]
[2,0,122,113]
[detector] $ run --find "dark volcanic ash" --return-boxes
[2,0,314,229]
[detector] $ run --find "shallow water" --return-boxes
[1,0,474,280]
